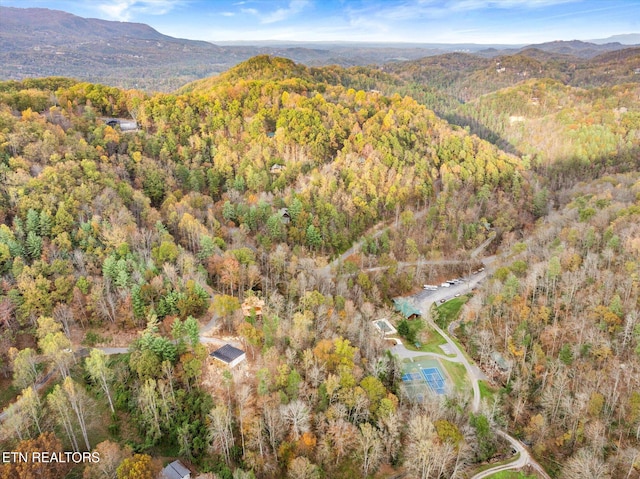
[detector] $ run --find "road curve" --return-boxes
[470,430,528,479]
[397,276,551,478]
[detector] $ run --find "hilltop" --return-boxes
[2,6,638,93]
[0,14,639,474]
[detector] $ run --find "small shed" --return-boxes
[393,298,421,320]
[491,351,511,372]
[161,460,190,479]
[210,344,246,368]
[278,208,291,224]
[270,163,284,174]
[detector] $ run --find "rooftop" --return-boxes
[210,344,245,364]
[393,298,422,318]
[161,460,190,479]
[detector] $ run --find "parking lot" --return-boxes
[413,269,487,309]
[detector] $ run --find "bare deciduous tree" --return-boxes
[280,399,310,441]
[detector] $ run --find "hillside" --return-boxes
[0,6,174,46]
[461,172,640,477]
[3,6,638,96]
[0,57,540,478]
[518,39,630,58]
[445,78,640,183]
[0,7,483,92]
[1,26,640,475]
[388,47,640,102]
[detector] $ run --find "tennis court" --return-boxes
[401,358,449,400]
[421,367,446,395]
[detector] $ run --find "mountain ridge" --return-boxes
[2,6,639,92]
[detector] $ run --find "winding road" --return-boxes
[316,209,546,478]
[2,207,548,479]
[390,259,551,479]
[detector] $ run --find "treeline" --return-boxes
[0,58,530,478]
[462,173,640,477]
[448,80,640,180]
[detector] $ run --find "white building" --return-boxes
[210,344,246,368]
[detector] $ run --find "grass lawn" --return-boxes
[399,328,451,355]
[479,380,498,402]
[439,359,469,393]
[436,295,469,326]
[487,471,538,479]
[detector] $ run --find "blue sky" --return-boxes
[4,0,640,44]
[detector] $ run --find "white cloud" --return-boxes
[449,0,578,10]
[261,0,311,24]
[97,0,187,22]
[98,0,135,21]
[241,8,259,15]
[347,0,579,23]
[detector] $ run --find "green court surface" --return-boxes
[401,357,451,401]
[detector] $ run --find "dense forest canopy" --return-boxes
[0,52,639,479]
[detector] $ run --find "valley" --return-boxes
[0,5,639,479]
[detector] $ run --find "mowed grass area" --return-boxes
[487,471,538,479]
[402,327,450,354]
[440,359,469,393]
[436,295,469,326]
[479,380,498,402]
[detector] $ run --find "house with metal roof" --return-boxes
[393,298,422,320]
[161,460,190,479]
[210,344,246,368]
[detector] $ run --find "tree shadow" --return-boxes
[443,112,523,157]
[535,145,640,191]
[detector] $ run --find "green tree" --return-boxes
[306,224,322,249]
[10,347,40,390]
[26,231,43,259]
[85,349,115,413]
[470,413,496,462]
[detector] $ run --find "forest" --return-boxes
[0,52,639,479]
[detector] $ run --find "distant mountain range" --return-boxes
[1,6,638,91]
[590,33,640,45]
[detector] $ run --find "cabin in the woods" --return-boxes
[210,344,246,368]
[104,118,138,131]
[160,460,190,479]
[393,298,422,320]
[278,208,291,224]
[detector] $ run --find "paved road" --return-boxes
[391,265,550,479]
[317,207,431,278]
[362,258,471,273]
[391,342,458,362]
[98,347,129,355]
[471,430,529,479]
